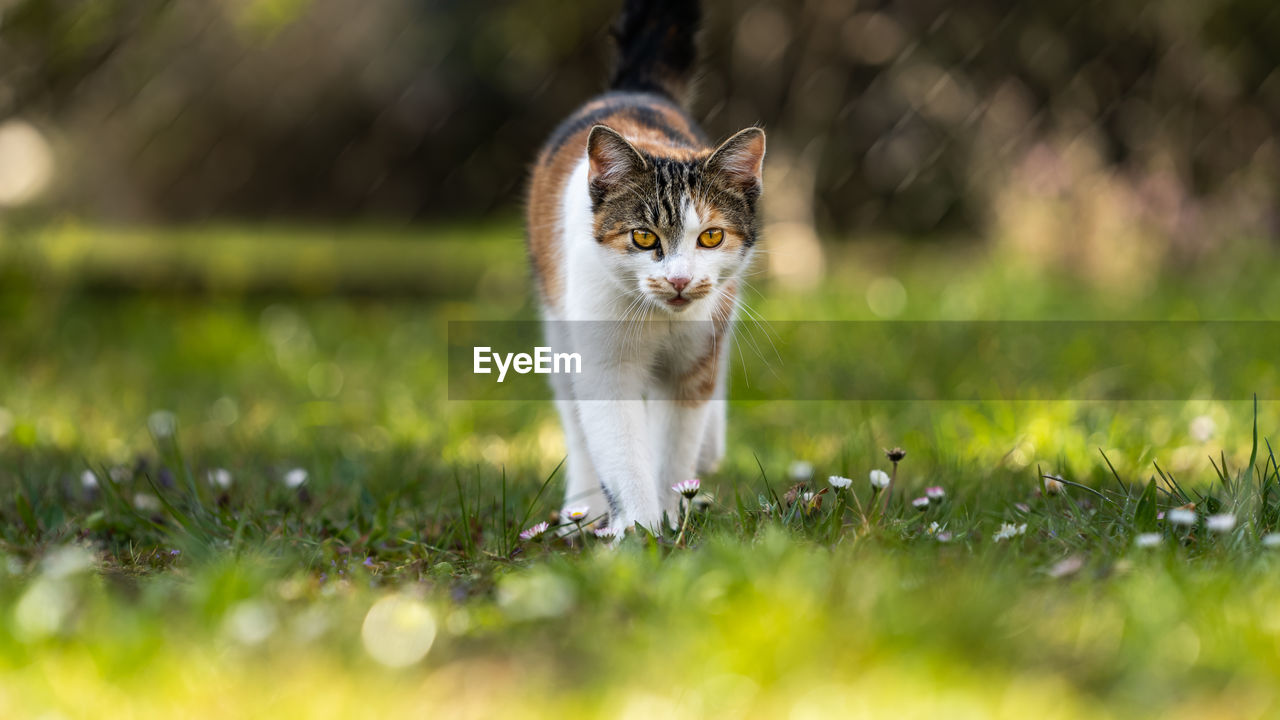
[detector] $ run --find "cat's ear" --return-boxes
[587,125,647,189]
[705,127,766,195]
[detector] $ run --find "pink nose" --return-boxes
[668,276,691,293]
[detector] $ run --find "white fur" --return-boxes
[543,156,747,533]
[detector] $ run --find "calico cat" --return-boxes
[526,0,765,534]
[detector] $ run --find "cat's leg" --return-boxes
[696,346,730,474]
[546,318,607,524]
[653,398,711,525]
[654,328,724,523]
[555,398,607,519]
[570,345,662,533]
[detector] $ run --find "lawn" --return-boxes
[3,223,1280,718]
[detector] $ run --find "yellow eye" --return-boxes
[698,228,724,248]
[632,229,658,249]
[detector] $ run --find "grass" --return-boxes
[4,224,1280,717]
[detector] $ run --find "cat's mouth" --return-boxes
[665,296,691,308]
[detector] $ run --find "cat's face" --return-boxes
[586,126,765,315]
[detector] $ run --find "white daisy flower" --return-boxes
[207,468,233,490]
[1205,513,1236,533]
[80,470,99,489]
[133,493,161,512]
[869,469,890,489]
[1134,532,1162,548]
[671,478,700,499]
[283,468,308,488]
[1189,415,1216,443]
[912,496,929,511]
[1043,475,1064,495]
[788,460,814,482]
[925,486,945,500]
[561,506,590,522]
[1166,508,1197,526]
[518,522,549,541]
[992,522,1027,542]
[1261,533,1280,548]
[827,475,852,489]
[147,410,177,438]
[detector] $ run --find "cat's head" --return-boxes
[585,125,765,314]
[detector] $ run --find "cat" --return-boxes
[526,0,765,534]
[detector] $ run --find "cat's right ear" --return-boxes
[587,125,646,191]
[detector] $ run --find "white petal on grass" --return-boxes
[827,475,852,489]
[1189,415,1216,443]
[788,460,814,482]
[283,468,308,488]
[223,600,277,646]
[133,494,161,512]
[992,522,1027,542]
[361,594,436,668]
[41,545,95,579]
[869,469,890,489]
[1166,508,1197,526]
[1134,533,1162,548]
[1205,513,1236,533]
[147,410,177,438]
[207,468,233,490]
[14,578,73,641]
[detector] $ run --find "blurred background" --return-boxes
[1,0,1277,289]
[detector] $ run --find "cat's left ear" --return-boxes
[705,127,766,196]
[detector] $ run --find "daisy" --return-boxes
[992,522,1027,542]
[1205,513,1236,533]
[81,470,99,489]
[207,468,233,490]
[912,496,929,511]
[1134,533,1162,548]
[1261,534,1280,548]
[1166,508,1196,526]
[827,475,852,489]
[283,468,308,488]
[925,486,945,501]
[1042,475,1064,495]
[519,522,549,541]
[869,469,890,490]
[671,479,701,499]
[788,461,814,482]
[562,506,590,522]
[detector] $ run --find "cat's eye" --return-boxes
[632,229,658,249]
[698,228,724,248]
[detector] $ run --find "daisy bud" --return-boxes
[519,522,549,541]
[885,447,906,463]
[869,469,890,490]
[925,486,945,501]
[827,475,852,489]
[671,478,701,499]
[912,496,929,511]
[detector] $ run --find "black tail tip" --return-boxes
[610,0,702,101]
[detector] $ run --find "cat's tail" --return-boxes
[609,0,701,105]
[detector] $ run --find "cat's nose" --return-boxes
[667,276,691,293]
